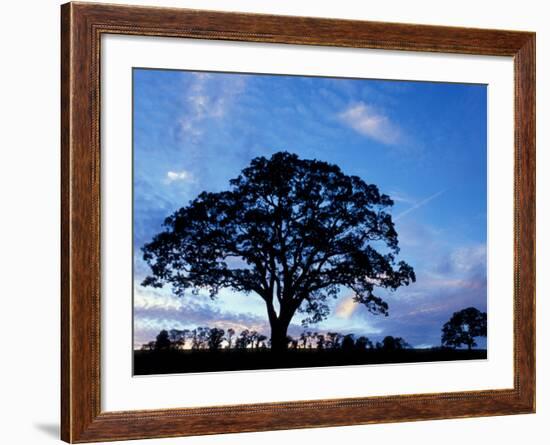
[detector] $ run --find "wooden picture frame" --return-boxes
[61,2,535,442]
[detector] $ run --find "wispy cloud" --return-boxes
[179,73,247,143]
[394,190,445,221]
[338,102,401,145]
[388,190,416,205]
[187,73,226,119]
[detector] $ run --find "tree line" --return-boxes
[140,326,411,353]
[140,307,487,353]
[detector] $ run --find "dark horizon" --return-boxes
[133,324,487,375]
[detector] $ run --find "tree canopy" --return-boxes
[142,151,415,350]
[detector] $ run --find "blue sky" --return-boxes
[133,68,487,350]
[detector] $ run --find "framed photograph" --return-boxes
[61,2,535,442]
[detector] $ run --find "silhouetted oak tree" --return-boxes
[142,152,415,351]
[441,307,487,350]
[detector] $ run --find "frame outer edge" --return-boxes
[60,2,72,442]
[62,2,101,442]
[60,2,536,442]
[515,33,536,412]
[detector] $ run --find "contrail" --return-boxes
[394,189,446,221]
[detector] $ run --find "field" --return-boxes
[133,348,487,375]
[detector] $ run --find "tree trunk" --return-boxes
[265,296,298,353]
[270,321,289,353]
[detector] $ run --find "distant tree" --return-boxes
[316,334,326,350]
[236,329,251,349]
[341,334,356,350]
[286,335,298,350]
[308,332,317,349]
[256,334,268,348]
[355,336,373,350]
[207,328,225,351]
[190,329,199,350]
[326,332,343,349]
[379,336,410,351]
[198,327,210,349]
[141,341,156,351]
[173,339,186,350]
[142,152,415,351]
[247,331,268,349]
[299,332,308,349]
[168,329,189,350]
[249,331,262,349]
[397,337,410,349]
[155,330,171,351]
[190,327,210,350]
[168,329,182,343]
[442,307,487,350]
[225,328,236,349]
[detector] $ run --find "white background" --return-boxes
[0,0,547,444]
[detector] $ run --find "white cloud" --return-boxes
[134,285,184,311]
[338,102,401,145]
[165,169,194,184]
